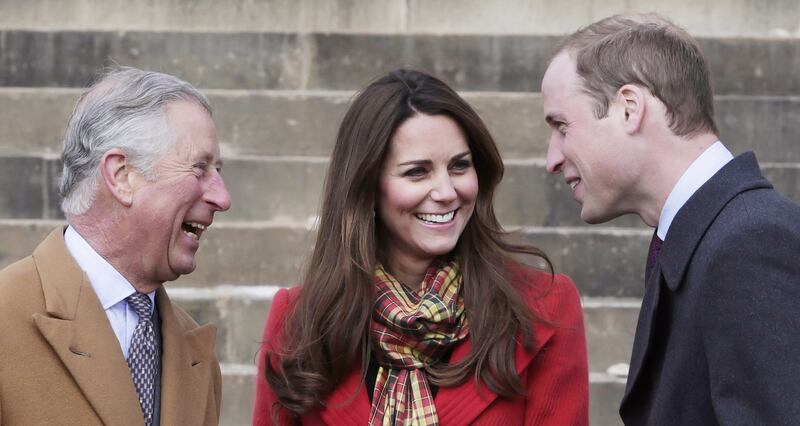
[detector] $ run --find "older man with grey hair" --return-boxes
[0,66,230,425]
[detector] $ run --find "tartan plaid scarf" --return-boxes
[368,259,469,426]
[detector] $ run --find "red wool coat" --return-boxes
[253,266,588,425]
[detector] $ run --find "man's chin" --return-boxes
[580,205,614,225]
[167,258,197,281]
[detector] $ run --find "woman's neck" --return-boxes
[385,255,432,291]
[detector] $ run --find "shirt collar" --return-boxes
[658,141,734,240]
[64,226,155,312]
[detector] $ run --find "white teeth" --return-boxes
[183,222,207,240]
[569,180,579,189]
[416,211,455,224]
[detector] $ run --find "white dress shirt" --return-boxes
[658,141,734,240]
[64,226,156,359]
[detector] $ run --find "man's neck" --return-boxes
[639,132,720,228]
[68,214,162,294]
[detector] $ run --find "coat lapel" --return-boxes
[622,152,773,407]
[32,227,143,425]
[435,325,554,424]
[620,262,663,406]
[157,287,218,426]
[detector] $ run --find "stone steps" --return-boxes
[2,31,800,95]
[2,5,797,424]
[2,0,798,39]
[4,88,800,161]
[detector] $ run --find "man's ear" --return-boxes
[99,148,136,207]
[616,84,647,134]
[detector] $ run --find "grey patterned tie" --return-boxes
[126,293,157,426]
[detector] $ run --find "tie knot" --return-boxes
[126,292,152,320]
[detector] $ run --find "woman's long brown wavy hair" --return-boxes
[265,69,552,420]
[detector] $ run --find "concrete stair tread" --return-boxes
[2,31,800,95]
[2,0,799,41]
[2,88,800,163]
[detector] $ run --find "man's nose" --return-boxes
[205,171,232,212]
[545,136,565,174]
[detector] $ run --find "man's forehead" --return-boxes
[542,52,579,92]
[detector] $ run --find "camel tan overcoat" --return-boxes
[0,227,222,425]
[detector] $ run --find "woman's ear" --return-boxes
[616,84,647,134]
[99,148,135,207]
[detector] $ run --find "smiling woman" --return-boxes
[377,113,478,289]
[254,69,589,426]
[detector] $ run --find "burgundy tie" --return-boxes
[646,232,663,278]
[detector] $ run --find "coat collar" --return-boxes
[319,319,555,424]
[622,152,772,408]
[33,227,143,425]
[659,152,771,291]
[32,227,218,426]
[157,286,219,426]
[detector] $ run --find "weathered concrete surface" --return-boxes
[590,378,626,426]
[3,0,800,39]
[0,156,46,219]
[0,220,58,266]
[220,157,327,224]
[0,0,409,33]
[220,368,258,426]
[3,31,800,95]
[584,301,640,372]
[516,228,650,298]
[5,89,800,163]
[0,31,308,90]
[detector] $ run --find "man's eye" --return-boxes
[556,123,567,134]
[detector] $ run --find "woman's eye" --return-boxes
[403,167,427,177]
[451,159,473,171]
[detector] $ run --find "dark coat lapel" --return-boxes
[621,260,663,405]
[621,152,772,405]
[157,287,218,426]
[32,228,143,425]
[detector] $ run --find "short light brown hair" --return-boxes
[557,13,718,137]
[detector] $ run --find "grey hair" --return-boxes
[59,66,212,215]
